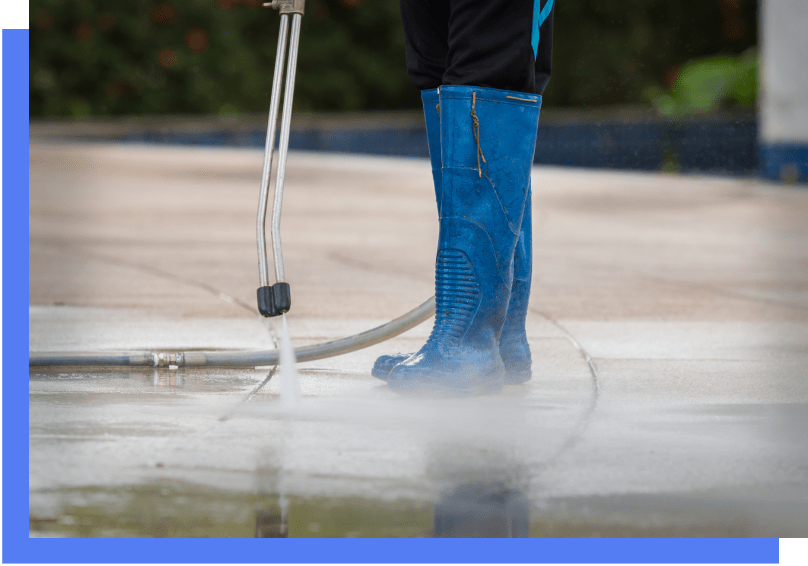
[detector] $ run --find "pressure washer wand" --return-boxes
[256,0,305,317]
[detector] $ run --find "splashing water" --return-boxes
[277,314,300,534]
[279,314,301,408]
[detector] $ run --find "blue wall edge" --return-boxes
[761,142,808,184]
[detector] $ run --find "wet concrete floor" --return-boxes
[29,142,808,537]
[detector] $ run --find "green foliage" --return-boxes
[30,0,758,117]
[545,0,758,108]
[645,50,758,117]
[30,0,418,117]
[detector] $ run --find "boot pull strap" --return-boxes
[471,91,487,177]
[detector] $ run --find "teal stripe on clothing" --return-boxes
[531,0,554,58]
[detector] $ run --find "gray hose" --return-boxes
[29,296,436,368]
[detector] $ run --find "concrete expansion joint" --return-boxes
[530,307,602,458]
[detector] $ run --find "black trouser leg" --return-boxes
[400,0,554,95]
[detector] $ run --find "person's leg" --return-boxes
[533,1,555,96]
[443,0,554,96]
[387,86,541,395]
[437,0,554,384]
[401,0,554,96]
[399,0,450,91]
[378,1,552,392]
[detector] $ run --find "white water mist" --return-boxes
[279,314,301,408]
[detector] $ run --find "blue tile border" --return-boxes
[761,142,808,184]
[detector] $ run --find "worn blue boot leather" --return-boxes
[372,92,537,385]
[387,86,541,396]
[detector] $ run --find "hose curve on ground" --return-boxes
[29,296,436,368]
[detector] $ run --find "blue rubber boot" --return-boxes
[387,86,541,396]
[372,93,537,385]
[373,200,534,383]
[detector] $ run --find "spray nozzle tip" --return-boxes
[257,283,291,317]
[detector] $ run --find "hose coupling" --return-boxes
[263,0,305,15]
[153,352,185,368]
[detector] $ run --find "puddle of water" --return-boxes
[32,480,800,537]
[29,483,432,538]
[29,328,808,538]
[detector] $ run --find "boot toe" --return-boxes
[371,352,411,381]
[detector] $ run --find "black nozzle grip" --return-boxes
[257,283,291,317]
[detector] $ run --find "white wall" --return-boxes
[760,0,808,144]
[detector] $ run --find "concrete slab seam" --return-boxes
[529,307,602,464]
[35,240,280,348]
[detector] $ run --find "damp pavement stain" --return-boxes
[29,365,808,538]
[28,144,808,537]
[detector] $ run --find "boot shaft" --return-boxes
[437,85,541,282]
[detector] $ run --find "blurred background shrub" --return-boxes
[30,0,758,118]
[646,50,758,117]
